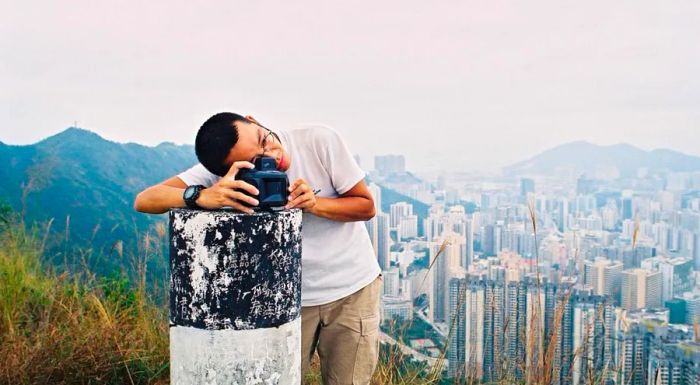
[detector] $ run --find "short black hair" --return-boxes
[195,112,247,176]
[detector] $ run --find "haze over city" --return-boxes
[2,0,699,172]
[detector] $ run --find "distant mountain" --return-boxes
[504,141,700,178]
[0,127,197,272]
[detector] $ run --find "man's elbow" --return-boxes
[362,200,376,221]
[133,191,148,213]
[133,190,164,214]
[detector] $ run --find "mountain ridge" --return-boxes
[0,127,198,274]
[504,140,700,177]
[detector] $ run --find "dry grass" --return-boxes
[0,216,169,385]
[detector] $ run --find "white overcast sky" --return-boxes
[1,1,698,172]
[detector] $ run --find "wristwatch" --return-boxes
[183,185,205,209]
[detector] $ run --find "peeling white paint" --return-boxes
[172,212,227,321]
[170,319,301,385]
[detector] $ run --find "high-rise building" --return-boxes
[665,298,688,324]
[365,184,385,262]
[550,290,573,385]
[367,183,382,213]
[679,292,700,325]
[494,224,503,255]
[557,198,569,233]
[377,212,391,270]
[583,258,623,302]
[365,216,378,258]
[620,321,654,385]
[619,311,695,385]
[521,178,535,197]
[464,281,485,379]
[464,219,474,268]
[447,278,467,380]
[503,279,544,382]
[693,232,700,270]
[374,154,405,176]
[431,233,465,322]
[399,215,418,240]
[621,268,662,311]
[409,268,432,303]
[381,295,413,323]
[482,281,505,382]
[524,284,545,374]
[622,196,634,221]
[648,341,700,385]
[383,267,400,296]
[390,202,413,228]
[570,296,616,385]
[482,224,495,256]
[576,175,596,196]
[641,256,694,301]
[505,281,526,379]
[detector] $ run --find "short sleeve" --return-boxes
[177,163,221,187]
[314,126,366,194]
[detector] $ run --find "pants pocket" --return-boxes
[352,314,379,385]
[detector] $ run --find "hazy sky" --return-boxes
[2,1,698,172]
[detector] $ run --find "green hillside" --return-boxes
[0,127,197,275]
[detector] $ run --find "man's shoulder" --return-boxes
[286,124,346,149]
[178,163,221,187]
[287,124,338,138]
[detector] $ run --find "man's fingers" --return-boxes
[286,196,305,209]
[289,183,310,200]
[234,180,260,196]
[221,198,255,214]
[224,189,259,207]
[287,191,312,209]
[288,178,306,192]
[224,161,255,179]
[218,179,259,196]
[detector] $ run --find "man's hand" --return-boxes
[197,161,260,213]
[286,178,317,212]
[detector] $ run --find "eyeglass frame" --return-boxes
[249,121,281,161]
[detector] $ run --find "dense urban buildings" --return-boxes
[364,153,700,383]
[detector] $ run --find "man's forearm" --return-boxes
[134,185,186,214]
[307,197,375,222]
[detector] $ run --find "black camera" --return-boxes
[235,156,289,211]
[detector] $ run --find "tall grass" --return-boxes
[0,212,169,385]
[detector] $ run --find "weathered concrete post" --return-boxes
[169,209,302,385]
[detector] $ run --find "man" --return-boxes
[134,112,382,384]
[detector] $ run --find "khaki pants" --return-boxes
[301,275,382,385]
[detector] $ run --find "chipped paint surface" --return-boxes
[170,319,301,385]
[169,209,302,384]
[169,209,302,329]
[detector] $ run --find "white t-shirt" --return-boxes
[178,125,381,307]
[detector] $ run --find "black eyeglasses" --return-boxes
[256,123,281,158]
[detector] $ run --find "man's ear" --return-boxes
[245,115,261,125]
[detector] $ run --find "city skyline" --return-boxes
[369,152,700,382]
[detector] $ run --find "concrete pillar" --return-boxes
[169,209,302,385]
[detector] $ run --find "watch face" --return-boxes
[184,186,197,200]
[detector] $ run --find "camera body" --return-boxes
[235,156,289,210]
